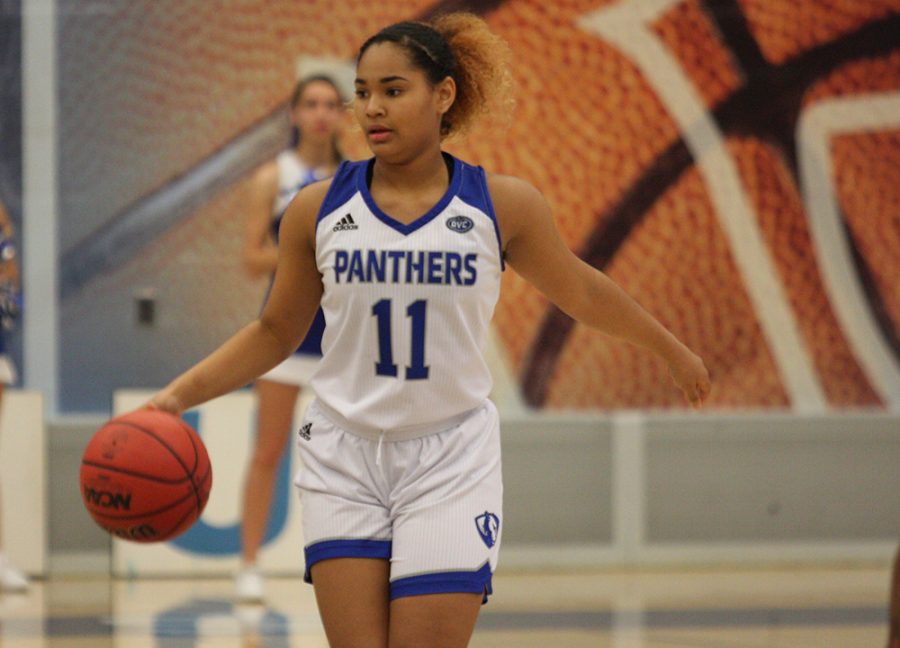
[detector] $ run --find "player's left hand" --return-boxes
[668,348,711,409]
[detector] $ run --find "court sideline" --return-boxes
[0,563,890,647]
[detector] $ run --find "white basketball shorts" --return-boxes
[294,398,503,602]
[259,353,319,387]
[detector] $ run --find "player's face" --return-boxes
[292,81,343,144]
[354,42,452,160]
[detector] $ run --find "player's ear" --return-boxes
[435,75,456,116]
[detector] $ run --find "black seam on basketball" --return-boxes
[172,419,206,509]
[161,503,200,541]
[175,418,200,474]
[175,420,207,512]
[192,464,212,498]
[119,418,207,513]
[81,459,190,484]
[113,420,196,482]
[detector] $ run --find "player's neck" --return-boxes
[294,139,336,172]
[371,149,448,194]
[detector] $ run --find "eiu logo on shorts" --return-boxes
[446,215,474,233]
[475,511,500,548]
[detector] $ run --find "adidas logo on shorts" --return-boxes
[299,423,312,441]
[333,214,358,232]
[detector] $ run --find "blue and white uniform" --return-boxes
[259,150,327,386]
[297,153,505,602]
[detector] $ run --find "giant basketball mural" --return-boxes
[56,0,899,412]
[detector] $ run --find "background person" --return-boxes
[235,75,344,603]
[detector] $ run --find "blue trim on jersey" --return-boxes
[261,158,331,355]
[296,307,325,355]
[390,562,493,604]
[259,283,324,356]
[303,538,392,583]
[273,165,324,242]
[455,160,505,271]
[316,160,361,226]
[278,168,318,198]
[358,156,464,236]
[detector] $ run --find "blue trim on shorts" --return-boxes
[303,539,392,583]
[390,562,493,604]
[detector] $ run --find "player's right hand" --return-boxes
[145,391,185,416]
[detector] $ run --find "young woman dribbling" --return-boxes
[150,14,710,647]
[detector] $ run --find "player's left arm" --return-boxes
[489,174,710,407]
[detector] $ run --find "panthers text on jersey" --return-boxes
[311,154,504,432]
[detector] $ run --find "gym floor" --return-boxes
[0,563,890,647]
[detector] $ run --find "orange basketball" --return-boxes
[80,409,212,543]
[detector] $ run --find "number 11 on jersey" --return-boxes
[372,299,430,380]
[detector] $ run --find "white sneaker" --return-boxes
[0,557,28,592]
[235,566,264,603]
[234,603,265,634]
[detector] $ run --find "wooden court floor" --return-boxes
[0,564,891,647]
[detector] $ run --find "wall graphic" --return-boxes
[56,0,900,412]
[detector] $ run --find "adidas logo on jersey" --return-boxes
[333,214,359,231]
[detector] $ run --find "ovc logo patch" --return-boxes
[446,215,474,233]
[475,511,500,548]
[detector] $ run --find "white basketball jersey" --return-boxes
[312,155,504,432]
[273,150,322,219]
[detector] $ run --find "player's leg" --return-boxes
[296,399,394,644]
[311,558,391,648]
[241,379,300,563]
[386,401,503,647]
[237,379,300,600]
[389,592,482,648]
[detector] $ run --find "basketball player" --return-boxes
[150,14,710,646]
[0,199,26,592]
[235,75,344,603]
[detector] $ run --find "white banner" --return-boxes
[112,389,310,577]
[0,390,45,575]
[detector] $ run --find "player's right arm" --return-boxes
[240,161,280,278]
[150,179,330,415]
